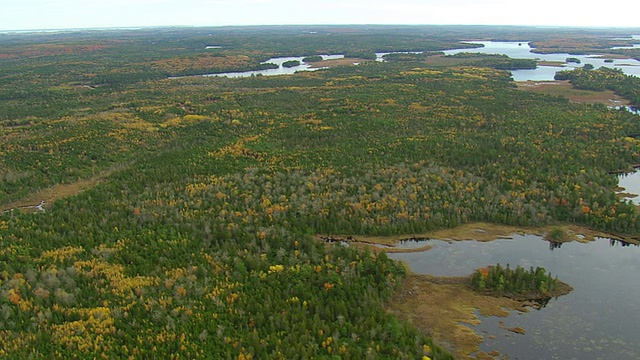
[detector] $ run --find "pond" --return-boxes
[388,235,640,359]
[619,169,640,205]
[443,41,640,81]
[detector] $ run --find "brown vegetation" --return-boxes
[1,166,122,212]
[516,80,631,105]
[388,274,530,359]
[320,222,617,246]
[308,58,369,68]
[150,54,254,74]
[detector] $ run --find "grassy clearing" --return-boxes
[319,222,620,247]
[0,165,123,212]
[316,235,432,253]
[388,274,529,359]
[1,176,104,212]
[423,222,613,244]
[516,80,630,105]
[351,242,433,254]
[308,58,369,68]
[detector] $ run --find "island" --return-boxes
[282,60,301,68]
[302,55,323,62]
[470,264,572,304]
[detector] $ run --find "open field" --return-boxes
[516,80,631,105]
[308,58,369,68]
[1,165,125,212]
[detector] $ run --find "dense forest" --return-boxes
[469,264,569,300]
[1,25,640,358]
[555,66,640,105]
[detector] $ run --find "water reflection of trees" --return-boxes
[548,241,563,250]
[609,239,639,247]
[549,239,638,249]
[533,297,551,309]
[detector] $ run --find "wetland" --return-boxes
[354,225,640,359]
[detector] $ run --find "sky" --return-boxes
[1,0,639,31]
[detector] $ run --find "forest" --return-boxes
[469,264,570,301]
[555,66,640,105]
[1,25,640,358]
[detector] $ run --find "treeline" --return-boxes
[447,52,537,69]
[382,52,444,62]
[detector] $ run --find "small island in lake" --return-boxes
[282,60,301,68]
[469,264,572,303]
[302,55,323,62]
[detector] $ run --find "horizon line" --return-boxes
[2,23,640,34]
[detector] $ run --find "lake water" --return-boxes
[619,170,640,205]
[183,39,640,81]
[611,35,640,49]
[388,235,640,359]
[612,44,640,49]
[203,54,344,78]
[443,41,640,81]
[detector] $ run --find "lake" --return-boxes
[443,40,640,81]
[203,54,344,78]
[388,235,640,359]
[182,39,640,81]
[619,170,640,205]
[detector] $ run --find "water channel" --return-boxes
[388,235,640,359]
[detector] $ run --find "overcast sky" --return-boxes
[1,0,639,31]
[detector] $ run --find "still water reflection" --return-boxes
[389,235,640,359]
[619,170,640,205]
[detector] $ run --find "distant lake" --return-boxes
[443,41,640,81]
[181,39,640,81]
[612,44,640,49]
[202,54,344,78]
[611,34,640,48]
